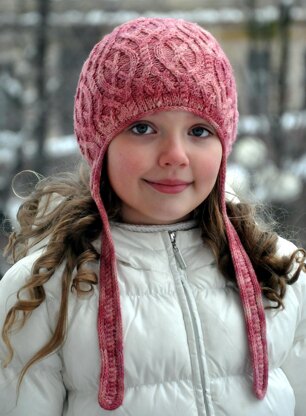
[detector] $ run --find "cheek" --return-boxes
[107,145,142,186]
[209,154,222,176]
[197,145,222,179]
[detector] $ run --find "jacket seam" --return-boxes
[124,377,193,391]
[125,289,177,298]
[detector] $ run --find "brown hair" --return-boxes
[1,163,305,388]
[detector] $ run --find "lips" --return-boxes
[144,179,192,194]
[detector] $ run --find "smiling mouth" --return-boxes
[144,179,191,194]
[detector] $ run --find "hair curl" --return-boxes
[1,162,305,390]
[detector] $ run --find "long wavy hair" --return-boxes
[1,162,305,389]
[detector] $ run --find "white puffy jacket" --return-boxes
[0,221,306,416]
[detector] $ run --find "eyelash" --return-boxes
[129,122,213,138]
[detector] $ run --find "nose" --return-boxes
[158,135,189,167]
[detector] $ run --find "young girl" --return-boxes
[0,17,305,416]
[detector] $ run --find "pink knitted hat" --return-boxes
[74,17,267,410]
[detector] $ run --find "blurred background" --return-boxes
[0,0,306,277]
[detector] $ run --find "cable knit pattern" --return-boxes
[74,18,238,162]
[73,17,267,410]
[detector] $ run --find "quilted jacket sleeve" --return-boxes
[279,240,306,416]
[0,255,66,416]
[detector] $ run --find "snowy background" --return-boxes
[0,0,306,277]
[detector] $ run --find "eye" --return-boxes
[130,123,155,135]
[190,126,211,138]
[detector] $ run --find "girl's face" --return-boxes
[107,110,222,225]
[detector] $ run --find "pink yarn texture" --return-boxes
[74,17,268,410]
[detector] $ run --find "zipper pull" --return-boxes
[169,231,187,270]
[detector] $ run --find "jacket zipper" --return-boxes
[169,231,187,269]
[169,231,211,416]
